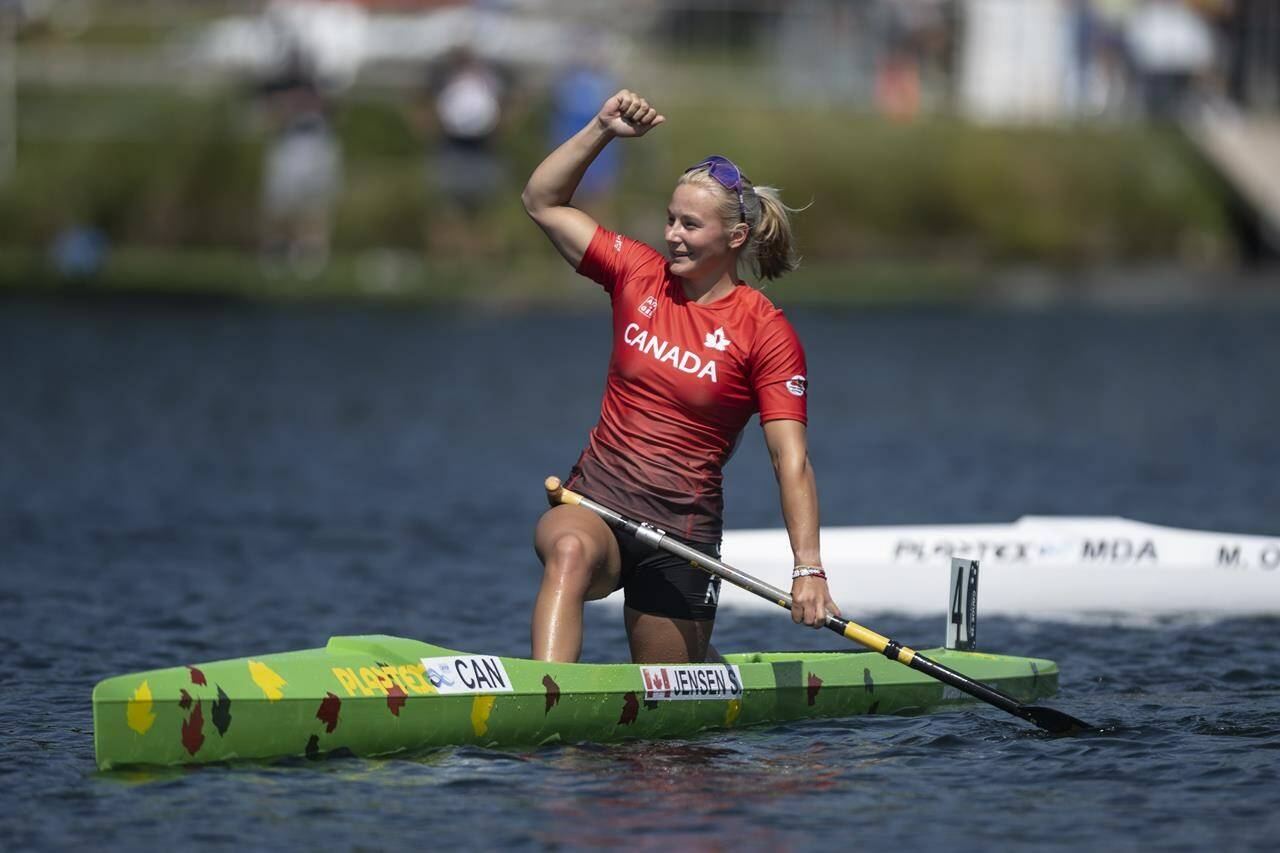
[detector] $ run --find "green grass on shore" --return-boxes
[0,246,985,307]
[2,85,1235,283]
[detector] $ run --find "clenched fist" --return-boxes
[597,89,666,138]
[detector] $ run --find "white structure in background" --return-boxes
[959,0,1072,122]
[184,0,369,89]
[718,517,1280,620]
[1124,0,1214,77]
[184,0,592,90]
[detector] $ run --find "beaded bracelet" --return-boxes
[792,565,827,580]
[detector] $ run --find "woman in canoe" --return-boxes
[523,89,838,664]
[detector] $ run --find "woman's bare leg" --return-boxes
[532,505,621,662]
[624,606,715,664]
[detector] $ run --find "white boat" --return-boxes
[719,517,1280,619]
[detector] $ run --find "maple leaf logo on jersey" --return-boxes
[704,327,731,352]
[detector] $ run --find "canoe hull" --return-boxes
[92,635,1059,770]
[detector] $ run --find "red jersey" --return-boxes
[566,226,808,542]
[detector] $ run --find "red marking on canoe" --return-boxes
[178,689,192,710]
[187,666,207,686]
[316,692,341,733]
[618,691,639,726]
[542,675,561,714]
[181,700,205,756]
[386,684,406,717]
[807,673,823,706]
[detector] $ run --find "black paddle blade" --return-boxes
[1021,705,1093,735]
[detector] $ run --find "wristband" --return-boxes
[792,566,827,580]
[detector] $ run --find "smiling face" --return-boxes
[664,183,747,281]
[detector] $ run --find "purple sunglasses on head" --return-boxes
[685,155,748,226]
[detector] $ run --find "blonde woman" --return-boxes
[522,90,837,665]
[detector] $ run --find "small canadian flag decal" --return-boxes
[704,327,731,352]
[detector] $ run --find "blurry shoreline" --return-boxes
[3,245,1275,311]
[3,95,1248,277]
[5,1,1278,310]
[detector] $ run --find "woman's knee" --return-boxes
[547,531,591,565]
[534,506,619,596]
[541,532,597,586]
[536,506,607,559]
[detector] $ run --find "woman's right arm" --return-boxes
[521,89,664,269]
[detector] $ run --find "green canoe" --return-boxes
[92,635,1060,769]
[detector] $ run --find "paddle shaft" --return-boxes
[545,476,1087,733]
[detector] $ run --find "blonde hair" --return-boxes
[678,164,805,281]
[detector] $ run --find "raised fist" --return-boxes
[597,89,665,138]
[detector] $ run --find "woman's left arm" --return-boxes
[762,419,841,628]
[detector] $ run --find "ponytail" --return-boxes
[747,185,803,281]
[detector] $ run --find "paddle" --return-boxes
[544,476,1091,735]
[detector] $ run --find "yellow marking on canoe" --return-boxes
[724,699,741,727]
[400,663,438,695]
[248,660,288,701]
[471,695,497,736]
[126,681,156,734]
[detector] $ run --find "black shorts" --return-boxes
[613,529,722,622]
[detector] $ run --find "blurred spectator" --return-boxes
[1071,0,1137,119]
[876,45,921,121]
[419,46,509,257]
[549,52,619,218]
[257,48,343,278]
[49,224,108,280]
[1124,0,1215,119]
[876,1,947,121]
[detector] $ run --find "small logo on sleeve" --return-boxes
[638,296,658,318]
[786,375,807,397]
[613,234,623,252]
[704,327,732,352]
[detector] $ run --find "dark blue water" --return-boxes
[2,299,1278,850]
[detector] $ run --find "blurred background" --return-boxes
[1,0,1277,302]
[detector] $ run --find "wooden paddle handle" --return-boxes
[544,476,583,507]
